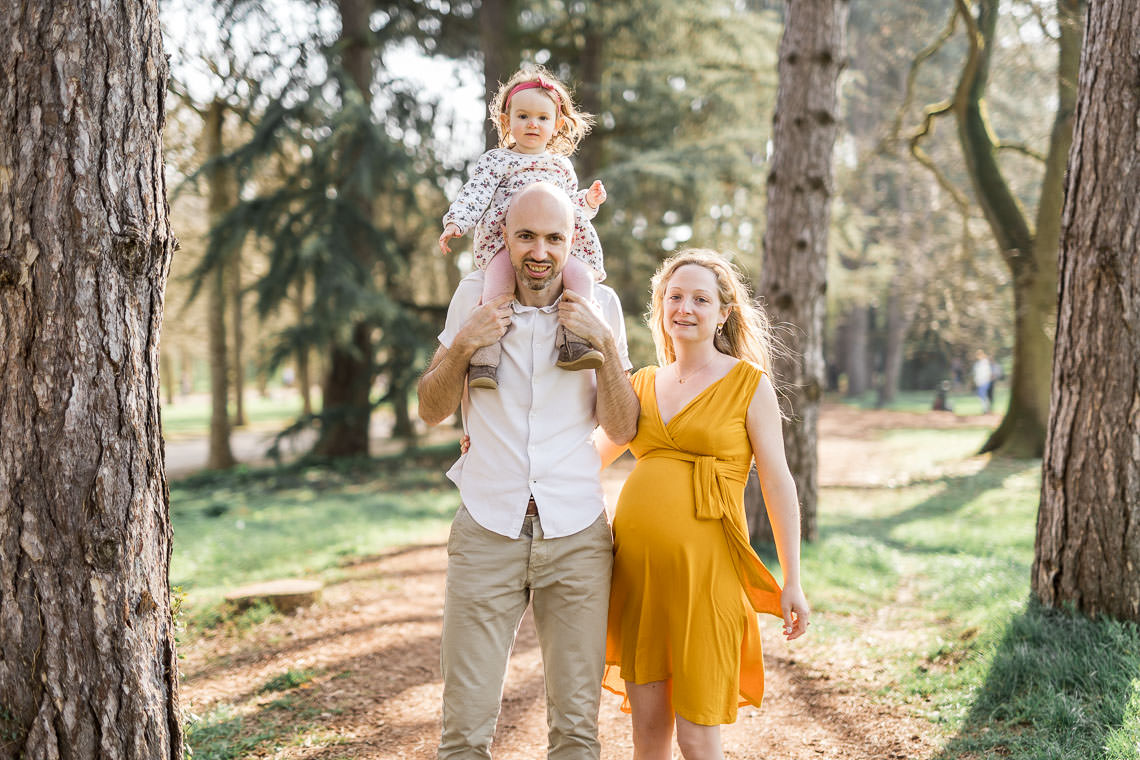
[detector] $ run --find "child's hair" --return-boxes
[648,249,777,376]
[490,64,594,156]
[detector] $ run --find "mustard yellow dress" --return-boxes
[603,362,784,725]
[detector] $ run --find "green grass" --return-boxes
[835,386,1011,416]
[172,422,1140,760]
[170,445,461,621]
[161,391,309,438]
[750,422,1140,760]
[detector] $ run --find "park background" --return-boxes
[1,0,1136,759]
[155,1,1137,758]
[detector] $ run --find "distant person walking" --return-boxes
[973,350,993,414]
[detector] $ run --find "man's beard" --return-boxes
[514,258,560,291]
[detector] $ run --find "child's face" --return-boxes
[501,88,561,154]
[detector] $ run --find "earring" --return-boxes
[716,323,724,335]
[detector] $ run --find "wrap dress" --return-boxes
[603,362,785,725]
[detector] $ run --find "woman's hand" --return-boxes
[780,583,811,641]
[439,223,462,254]
[585,180,607,209]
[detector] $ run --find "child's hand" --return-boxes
[459,434,471,455]
[439,223,462,254]
[585,180,607,209]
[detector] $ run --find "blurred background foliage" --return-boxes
[158,0,1065,456]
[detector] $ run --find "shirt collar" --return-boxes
[511,292,563,314]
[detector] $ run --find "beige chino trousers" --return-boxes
[438,505,613,760]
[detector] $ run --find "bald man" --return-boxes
[419,182,639,759]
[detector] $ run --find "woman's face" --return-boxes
[662,264,729,347]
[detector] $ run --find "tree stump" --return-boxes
[225,579,323,614]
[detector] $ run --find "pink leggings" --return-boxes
[482,249,594,304]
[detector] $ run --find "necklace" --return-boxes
[675,356,716,384]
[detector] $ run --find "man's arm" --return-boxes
[418,294,513,426]
[558,290,639,444]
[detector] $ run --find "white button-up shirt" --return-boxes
[439,270,632,539]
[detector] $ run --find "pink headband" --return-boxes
[506,79,562,111]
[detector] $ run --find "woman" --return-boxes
[597,249,810,759]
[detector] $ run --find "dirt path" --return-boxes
[179,404,996,758]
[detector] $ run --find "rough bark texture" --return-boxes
[1032,0,1140,623]
[313,0,375,458]
[948,0,1081,457]
[753,0,848,543]
[205,99,236,470]
[0,1,182,757]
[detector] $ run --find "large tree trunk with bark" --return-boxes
[313,0,375,458]
[0,2,182,757]
[941,0,1081,457]
[750,0,848,543]
[205,99,236,469]
[1032,0,1140,623]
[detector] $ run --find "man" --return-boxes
[418,182,639,759]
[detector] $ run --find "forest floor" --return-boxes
[178,403,1002,760]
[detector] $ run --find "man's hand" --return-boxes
[585,180,607,210]
[439,223,463,254]
[454,294,513,353]
[558,289,612,349]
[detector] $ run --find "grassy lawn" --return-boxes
[170,445,460,626]
[761,423,1140,760]
[173,421,1139,759]
[162,392,309,439]
[836,386,1011,417]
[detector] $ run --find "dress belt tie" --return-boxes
[642,447,784,618]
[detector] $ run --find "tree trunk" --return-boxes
[1033,0,1140,623]
[946,0,1081,457]
[296,278,313,417]
[179,346,194,396]
[0,2,183,757]
[575,5,605,180]
[313,0,375,458]
[751,0,848,544]
[479,0,520,150]
[877,285,908,406]
[843,305,870,397]
[229,247,246,427]
[204,99,236,470]
[162,349,176,406]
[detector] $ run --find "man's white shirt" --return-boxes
[439,270,632,539]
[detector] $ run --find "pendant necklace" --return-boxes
[675,356,716,384]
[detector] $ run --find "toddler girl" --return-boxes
[439,65,608,390]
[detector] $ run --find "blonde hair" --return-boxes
[648,249,775,375]
[490,64,594,156]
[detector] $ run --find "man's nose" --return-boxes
[530,242,550,260]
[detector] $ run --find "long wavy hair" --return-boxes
[648,249,776,376]
[490,64,594,157]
